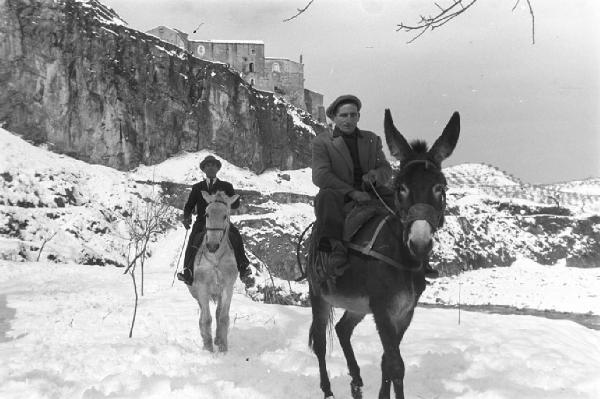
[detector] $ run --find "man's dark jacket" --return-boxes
[184,179,240,225]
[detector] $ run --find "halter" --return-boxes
[395,158,446,230]
[401,159,440,172]
[204,200,230,236]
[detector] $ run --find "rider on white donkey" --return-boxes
[177,155,254,287]
[312,94,439,278]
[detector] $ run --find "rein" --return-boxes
[345,216,424,272]
[368,180,396,216]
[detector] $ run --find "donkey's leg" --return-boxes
[389,310,415,399]
[197,290,214,352]
[371,300,409,399]
[214,283,234,352]
[309,288,334,399]
[335,311,366,399]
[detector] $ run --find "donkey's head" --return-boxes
[201,191,239,253]
[384,109,460,261]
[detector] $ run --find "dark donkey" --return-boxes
[307,109,460,399]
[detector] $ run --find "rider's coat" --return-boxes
[312,128,392,195]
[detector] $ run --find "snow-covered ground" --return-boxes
[1,229,599,399]
[421,258,600,315]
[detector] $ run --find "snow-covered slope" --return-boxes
[541,177,600,196]
[2,126,600,309]
[444,163,522,186]
[132,151,317,196]
[0,128,163,266]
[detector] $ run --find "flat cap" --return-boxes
[326,94,362,119]
[200,155,222,170]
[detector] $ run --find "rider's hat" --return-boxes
[200,155,222,171]
[326,94,362,119]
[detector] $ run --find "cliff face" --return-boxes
[0,0,324,172]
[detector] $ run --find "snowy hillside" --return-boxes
[541,177,600,196]
[0,126,600,314]
[0,128,168,266]
[132,151,317,197]
[444,162,522,186]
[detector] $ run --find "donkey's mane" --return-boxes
[410,140,429,154]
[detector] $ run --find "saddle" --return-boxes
[308,203,401,286]
[343,203,387,242]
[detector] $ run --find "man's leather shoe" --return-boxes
[177,269,194,285]
[239,268,255,288]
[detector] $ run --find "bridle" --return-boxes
[394,159,447,231]
[204,199,230,245]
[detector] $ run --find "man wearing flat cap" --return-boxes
[177,155,254,286]
[312,94,438,278]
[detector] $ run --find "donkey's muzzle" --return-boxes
[407,220,433,260]
[206,243,219,253]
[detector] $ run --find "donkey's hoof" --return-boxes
[203,343,214,352]
[351,381,363,399]
[217,344,228,353]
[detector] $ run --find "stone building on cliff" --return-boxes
[146,26,325,122]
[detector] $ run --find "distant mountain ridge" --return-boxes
[443,163,600,215]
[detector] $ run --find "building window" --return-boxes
[251,48,256,55]
[196,45,205,57]
[272,63,280,73]
[249,62,254,72]
[250,79,254,85]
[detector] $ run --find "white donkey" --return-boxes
[187,190,239,352]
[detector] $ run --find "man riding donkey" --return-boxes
[177,155,255,287]
[312,94,439,278]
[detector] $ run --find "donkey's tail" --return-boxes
[308,304,335,351]
[295,221,315,282]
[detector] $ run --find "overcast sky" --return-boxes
[102,0,599,184]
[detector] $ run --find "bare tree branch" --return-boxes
[283,0,315,22]
[397,0,535,44]
[283,0,536,43]
[525,0,535,44]
[397,0,478,44]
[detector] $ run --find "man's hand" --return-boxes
[182,215,192,230]
[362,170,378,185]
[349,190,371,203]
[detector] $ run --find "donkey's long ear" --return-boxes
[384,109,412,161]
[429,111,460,164]
[226,194,240,207]
[201,190,214,203]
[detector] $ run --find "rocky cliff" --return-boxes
[0,0,324,172]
